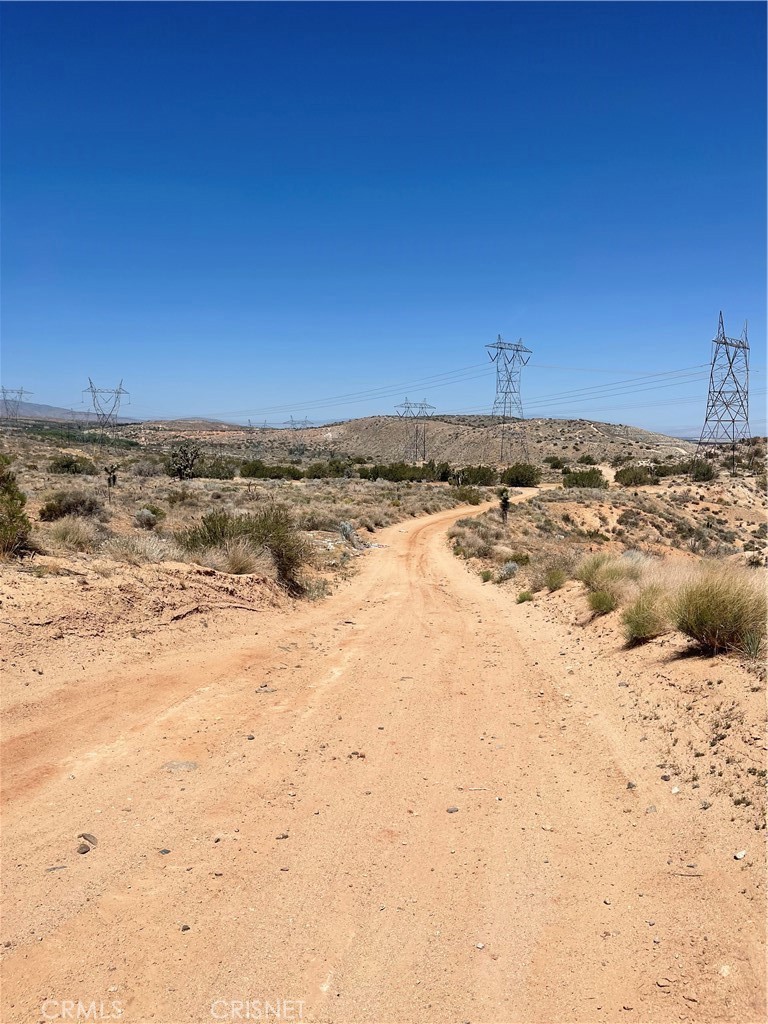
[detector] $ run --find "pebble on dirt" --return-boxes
[447,806,459,813]
[77,843,90,854]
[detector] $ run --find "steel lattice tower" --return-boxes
[693,312,752,476]
[395,397,420,463]
[84,379,130,443]
[1,387,33,423]
[486,335,531,463]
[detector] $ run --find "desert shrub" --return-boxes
[177,506,308,588]
[500,463,541,487]
[516,591,533,603]
[496,560,519,582]
[452,485,482,505]
[589,589,617,614]
[0,455,32,555]
[673,567,766,654]
[575,553,612,588]
[622,586,670,645]
[576,552,641,605]
[203,537,276,576]
[303,460,349,479]
[457,465,498,486]
[102,533,182,565]
[686,459,716,482]
[39,489,104,521]
[131,458,164,477]
[297,509,342,532]
[240,459,303,480]
[49,516,102,552]
[544,455,565,469]
[563,468,608,489]
[577,454,597,465]
[480,569,493,582]
[545,566,568,591]
[614,465,659,487]
[134,508,158,530]
[194,456,237,480]
[166,486,197,506]
[48,454,97,475]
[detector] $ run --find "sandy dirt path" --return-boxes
[1,498,763,1024]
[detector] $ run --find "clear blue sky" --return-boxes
[2,2,765,434]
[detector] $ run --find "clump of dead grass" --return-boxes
[673,566,766,655]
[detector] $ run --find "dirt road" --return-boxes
[1,500,764,1023]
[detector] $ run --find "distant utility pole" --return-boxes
[1,386,33,423]
[693,312,752,476]
[84,378,130,443]
[486,335,531,464]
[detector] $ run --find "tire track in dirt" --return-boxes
[1,495,763,1023]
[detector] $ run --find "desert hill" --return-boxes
[127,414,696,466]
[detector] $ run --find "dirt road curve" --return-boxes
[1,499,763,1024]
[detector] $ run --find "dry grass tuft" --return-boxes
[101,533,183,565]
[673,567,766,655]
[48,516,103,553]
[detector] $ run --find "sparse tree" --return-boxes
[167,442,202,480]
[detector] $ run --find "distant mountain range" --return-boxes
[0,399,140,424]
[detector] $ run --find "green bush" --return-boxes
[563,468,608,489]
[577,454,597,465]
[48,454,97,475]
[516,590,533,603]
[39,489,104,521]
[500,463,541,487]
[457,465,498,486]
[176,506,309,589]
[0,455,32,556]
[452,485,482,505]
[240,459,303,480]
[480,569,493,582]
[543,455,565,469]
[686,459,716,482]
[575,553,612,588]
[545,567,567,591]
[614,465,659,487]
[589,589,617,614]
[622,586,669,645]
[673,568,766,654]
[194,457,237,480]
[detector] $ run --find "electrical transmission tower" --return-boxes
[417,399,436,462]
[1,387,33,423]
[84,379,129,442]
[486,335,531,464]
[395,397,420,463]
[395,398,436,463]
[693,312,752,476]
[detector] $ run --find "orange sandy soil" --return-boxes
[1,497,765,1024]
